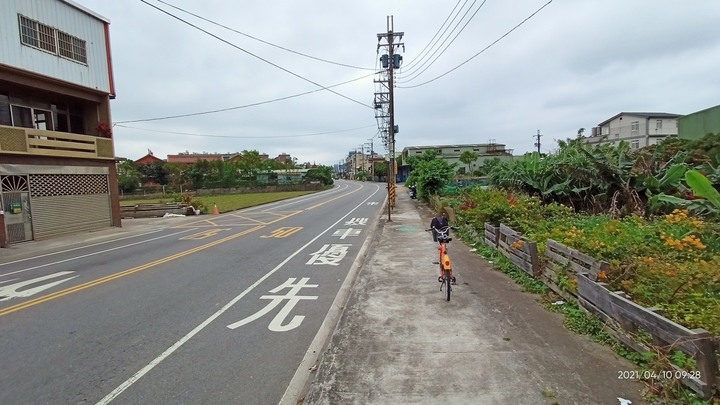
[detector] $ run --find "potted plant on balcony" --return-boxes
[97,122,112,138]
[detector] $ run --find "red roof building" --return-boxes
[135,152,164,165]
[167,154,224,164]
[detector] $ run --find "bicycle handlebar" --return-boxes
[425,226,457,233]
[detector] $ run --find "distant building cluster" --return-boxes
[134,151,302,167]
[339,107,720,182]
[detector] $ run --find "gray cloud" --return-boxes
[77,0,720,165]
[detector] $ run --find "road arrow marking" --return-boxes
[0,271,77,302]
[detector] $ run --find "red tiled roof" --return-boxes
[135,154,164,165]
[167,154,224,164]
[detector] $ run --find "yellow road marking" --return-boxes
[180,228,231,240]
[227,214,267,224]
[260,227,303,238]
[174,185,363,228]
[261,211,302,217]
[0,185,368,317]
[0,225,265,317]
[305,190,358,210]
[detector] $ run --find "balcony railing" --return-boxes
[0,125,114,160]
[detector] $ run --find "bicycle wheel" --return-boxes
[444,270,452,301]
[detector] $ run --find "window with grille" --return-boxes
[58,31,87,64]
[18,15,39,47]
[18,15,56,53]
[17,14,87,65]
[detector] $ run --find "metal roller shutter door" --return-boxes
[29,173,112,240]
[31,195,111,239]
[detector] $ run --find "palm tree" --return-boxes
[459,150,478,176]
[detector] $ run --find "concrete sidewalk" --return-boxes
[303,190,648,405]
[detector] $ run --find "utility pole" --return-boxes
[377,16,404,221]
[534,129,542,154]
[367,138,374,178]
[359,144,365,176]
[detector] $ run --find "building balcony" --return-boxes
[0,125,114,160]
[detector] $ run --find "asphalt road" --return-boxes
[0,180,383,404]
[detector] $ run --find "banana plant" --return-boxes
[579,141,644,215]
[686,169,720,208]
[638,163,687,196]
[696,155,720,185]
[650,170,720,216]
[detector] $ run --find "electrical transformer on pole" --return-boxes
[376,16,403,221]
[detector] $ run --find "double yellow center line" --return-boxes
[1,184,367,317]
[0,225,264,317]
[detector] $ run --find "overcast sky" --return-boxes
[77,0,720,166]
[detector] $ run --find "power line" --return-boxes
[114,123,378,138]
[154,0,376,71]
[115,71,379,123]
[139,0,373,110]
[398,0,553,89]
[398,0,488,84]
[399,0,478,78]
[401,0,465,70]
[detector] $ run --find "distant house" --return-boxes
[133,152,165,188]
[166,154,225,165]
[345,151,370,177]
[135,152,164,166]
[276,153,292,164]
[586,112,682,149]
[678,105,720,140]
[1,0,119,243]
[226,153,243,162]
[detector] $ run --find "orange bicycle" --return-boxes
[426,225,456,301]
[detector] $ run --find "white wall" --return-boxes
[0,0,111,93]
[599,114,678,141]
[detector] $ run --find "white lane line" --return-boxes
[255,182,350,212]
[0,229,166,267]
[254,183,350,212]
[95,183,381,405]
[0,229,197,278]
[1,183,350,267]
